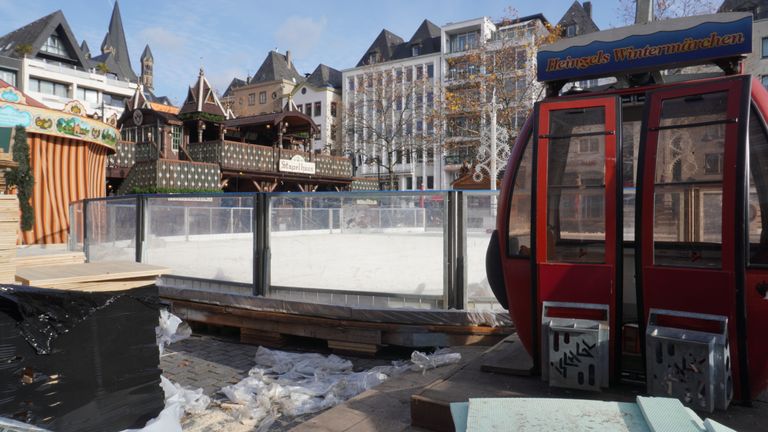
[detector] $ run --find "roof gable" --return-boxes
[252,51,303,84]
[179,68,229,119]
[223,77,246,97]
[557,1,599,36]
[99,1,137,81]
[356,29,404,66]
[141,44,153,62]
[305,64,342,89]
[0,10,89,68]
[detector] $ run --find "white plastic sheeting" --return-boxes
[221,346,461,426]
[124,376,211,432]
[156,310,192,355]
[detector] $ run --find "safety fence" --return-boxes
[70,190,502,311]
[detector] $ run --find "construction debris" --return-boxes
[221,346,461,427]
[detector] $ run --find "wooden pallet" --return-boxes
[168,299,512,357]
[15,261,169,292]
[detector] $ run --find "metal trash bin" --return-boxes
[645,309,732,412]
[541,301,610,391]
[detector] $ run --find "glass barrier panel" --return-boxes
[144,195,253,283]
[86,198,136,262]
[68,201,84,252]
[464,191,505,311]
[269,193,446,299]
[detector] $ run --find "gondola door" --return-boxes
[536,96,620,387]
[638,77,750,405]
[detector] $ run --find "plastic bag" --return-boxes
[155,310,192,355]
[411,348,462,374]
[122,376,210,432]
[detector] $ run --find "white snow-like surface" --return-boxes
[89,230,495,299]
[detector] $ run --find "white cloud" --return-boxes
[274,16,327,59]
[139,27,186,51]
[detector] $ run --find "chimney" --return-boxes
[583,1,592,18]
[286,50,292,68]
[635,0,653,24]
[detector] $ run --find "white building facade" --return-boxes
[343,20,445,190]
[291,64,343,155]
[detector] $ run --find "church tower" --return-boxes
[140,44,154,91]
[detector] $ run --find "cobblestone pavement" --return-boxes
[160,334,404,431]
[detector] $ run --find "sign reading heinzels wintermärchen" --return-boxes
[279,155,316,175]
[536,13,752,83]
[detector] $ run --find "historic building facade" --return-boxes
[291,64,342,155]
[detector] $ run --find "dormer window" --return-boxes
[566,24,577,38]
[41,34,66,56]
[367,52,379,65]
[411,44,421,56]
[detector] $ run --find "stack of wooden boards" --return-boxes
[15,261,170,291]
[13,251,85,268]
[0,195,19,284]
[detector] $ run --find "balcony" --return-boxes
[188,140,353,179]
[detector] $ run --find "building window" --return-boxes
[396,69,403,83]
[314,102,321,117]
[0,68,16,87]
[41,34,66,56]
[76,87,99,104]
[763,37,768,58]
[416,120,423,133]
[426,92,434,109]
[103,93,125,107]
[406,68,412,82]
[348,77,355,91]
[305,103,312,117]
[705,153,724,175]
[566,24,577,38]
[449,31,479,53]
[416,65,423,80]
[171,126,181,152]
[411,45,421,56]
[331,102,337,117]
[427,64,434,78]
[248,93,256,105]
[762,75,768,90]
[259,91,266,104]
[578,137,599,153]
[297,105,303,114]
[331,124,337,141]
[28,78,68,98]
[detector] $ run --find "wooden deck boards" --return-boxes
[15,261,169,291]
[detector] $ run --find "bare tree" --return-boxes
[434,13,559,185]
[616,0,719,25]
[345,67,434,190]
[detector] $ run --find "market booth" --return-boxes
[0,81,118,244]
[487,12,768,410]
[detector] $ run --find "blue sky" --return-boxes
[0,1,624,105]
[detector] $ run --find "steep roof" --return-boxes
[557,1,599,36]
[0,10,89,67]
[179,68,229,118]
[99,1,137,81]
[356,20,442,67]
[80,40,90,58]
[126,83,178,115]
[718,0,765,15]
[223,77,246,97]
[141,44,153,62]
[402,19,441,56]
[305,64,342,89]
[251,50,303,84]
[356,29,404,67]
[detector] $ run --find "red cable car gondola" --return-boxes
[487,12,768,410]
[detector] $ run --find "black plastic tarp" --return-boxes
[0,285,164,432]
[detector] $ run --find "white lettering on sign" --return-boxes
[279,155,316,175]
